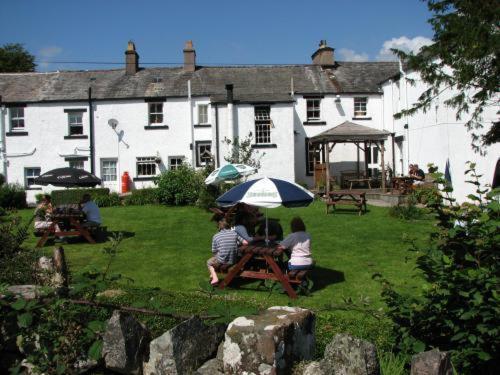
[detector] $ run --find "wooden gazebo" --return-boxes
[309,121,394,193]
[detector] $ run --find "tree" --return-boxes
[0,43,36,72]
[223,132,265,170]
[394,0,499,152]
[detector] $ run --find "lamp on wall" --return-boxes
[335,95,341,103]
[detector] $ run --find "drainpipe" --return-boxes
[399,59,410,170]
[226,84,234,143]
[215,104,220,167]
[88,87,95,174]
[188,80,195,166]
[0,96,7,180]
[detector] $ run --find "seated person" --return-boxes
[233,213,266,243]
[410,164,425,185]
[79,193,102,227]
[34,194,60,231]
[256,217,283,242]
[207,218,248,285]
[277,217,313,271]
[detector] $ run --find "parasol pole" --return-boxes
[265,208,269,245]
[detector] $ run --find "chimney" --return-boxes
[225,84,234,103]
[311,40,335,66]
[183,40,196,72]
[125,41,139,75]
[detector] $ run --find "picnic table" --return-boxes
[36,209,96,247]
[346,178,372,190]
[218,243,308,299]
[325,190,367,215]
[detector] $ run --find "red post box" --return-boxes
[121,171,130,193]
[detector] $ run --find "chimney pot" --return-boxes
[311,40,335,66]
[125,40,139,75]
[183,40,196,72]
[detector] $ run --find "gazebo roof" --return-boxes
[310,121,391,143]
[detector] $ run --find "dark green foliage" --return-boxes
[123,188,159,206]
[0,43,36,72]
[381,163,500,373]
[93,192,121,207]
[0,184,26,209]
[388,195,425,220]
[0,173,5,186]
[51,188,110,206]
[394,0,500,150]
[155,164,204,206]
[412,184,442,205]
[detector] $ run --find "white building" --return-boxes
[0,40,497,203]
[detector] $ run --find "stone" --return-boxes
[143,316,226,375]
[102,310,150,374]
[410,350,453,375]
[195,358,224,375]
[74,358,99,374]
[222,306,315,374]
[301,361,325,375]
[321,333,379,375]
[6,285,43,300]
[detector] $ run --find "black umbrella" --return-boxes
[34,167,101,187]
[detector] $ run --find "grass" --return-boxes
[18,200,433,310]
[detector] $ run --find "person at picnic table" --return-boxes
[256,217,283,242]
[207,218,248,285]
[79,193,102,227]
[410,164,425,185]
[277,217,313,271]
[233,213,261,243]
[34,194,60,231]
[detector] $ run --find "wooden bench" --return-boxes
[285,269,310,285]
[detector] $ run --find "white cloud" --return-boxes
[337,48,369,62]
[38,46,63,70]
[376,36,432,61]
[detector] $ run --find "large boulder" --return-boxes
[410,350,452,375]
[222,306,315,374]
[321,333,379,375]
[195,358,224,375]
[102,310,151,374]
[143,316,225,375]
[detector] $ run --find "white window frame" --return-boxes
[168,156,184,170]
[195,142,212,167]
[69,160,84,169]
[136,156,157,177]
[101,159,118,182]
[68,112,84,135]
[148,102,164,125]
[198,104,209,124]
[254,106,272,144]
[354,97,368,117]
[10,107,25,131]
[24,167,40,188]
[306,99,321,121]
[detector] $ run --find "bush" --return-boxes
[155,164,204,206]
[123,188,159,206]
[51,188,110,206]
[0,173,5,186]
[381,163,500,373]
[388,195,424,220]
[412,185,441,205]
[93,192,121,207]
[0,184,27,209]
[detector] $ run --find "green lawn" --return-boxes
[19,201,433,310]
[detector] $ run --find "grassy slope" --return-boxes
[19,201,432,310]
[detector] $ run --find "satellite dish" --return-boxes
[108,118,118,129]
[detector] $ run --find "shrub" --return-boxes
[412,185,441,205]
[155,164,204,206]
[51,188,110,206]
[93,192,121,207]
[381,163,500,373]
[0,184,27,209]
[388,195,424,220]
[123,188,159,206]
[0,173,5,186]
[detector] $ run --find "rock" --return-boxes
[410,350,453,375]
[143,316,226,375]
[74,358,99,374]
[222,306,315,374]
[301,361,325,375]
[102,310,150,374]
[6,285,43,300]
[321,333,379,375]
[195,358,224,375]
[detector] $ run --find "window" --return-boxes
[354,97,368,117]
[69,160,84,169]
[24,167,40,188]
[254,106,271,144]
[306,99,321,121]
[198,104,209,124]
[195,142,212,167]
[68,112,84,135]
[10,107,25,130]
[168,156,184,170]
[101,160,117,181]
[136,157,157,177]
[148,103,163,125]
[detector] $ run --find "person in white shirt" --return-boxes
[278,217,313,270]
[80,193,102,227]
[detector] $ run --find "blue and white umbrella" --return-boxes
[204,164,256,185]
[216,177,314,243]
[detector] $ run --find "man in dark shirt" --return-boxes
[410,164,425,185]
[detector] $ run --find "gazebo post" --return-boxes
[380,141,386,192]
[356,142,360,178]
[325,140,330,194]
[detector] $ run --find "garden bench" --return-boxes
[325,190,367,216]
[285,269,310,284]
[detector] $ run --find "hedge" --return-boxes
[51,188,110,206]
[0,184,27,209]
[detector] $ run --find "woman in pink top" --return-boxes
[278,217,313,270]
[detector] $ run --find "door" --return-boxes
[365,144,380,177]
[100,159,118,192]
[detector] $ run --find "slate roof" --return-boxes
[0,62,399,104]
[310,121,391,143]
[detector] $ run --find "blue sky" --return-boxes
[1,0,434,72]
